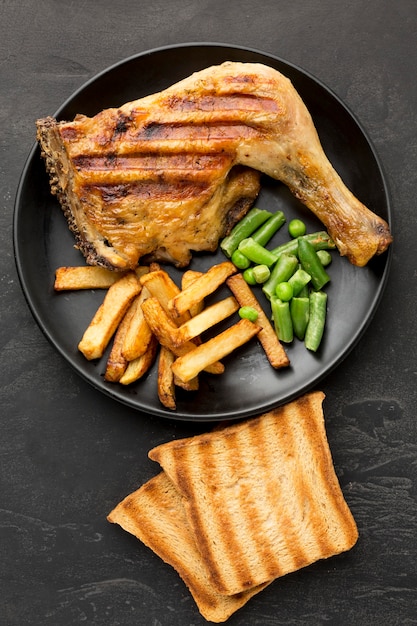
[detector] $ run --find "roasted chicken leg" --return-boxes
[37,62,392,269]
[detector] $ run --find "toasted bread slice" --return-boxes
[107,471,268,622]
[149,391,358,596]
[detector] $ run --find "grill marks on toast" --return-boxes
[108,472,269,623]
[149,392,358,596]
[109,392,358,620]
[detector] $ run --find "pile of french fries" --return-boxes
[54,261,290,410]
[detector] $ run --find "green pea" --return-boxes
[239,306,259,322]
[288,219,306,238]
[275,281,294,302]
[231,249,251,269]
[243,267,257,285]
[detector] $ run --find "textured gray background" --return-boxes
[1,1,416,624]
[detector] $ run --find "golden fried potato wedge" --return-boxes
[78,272,141,360]
[119,335,159,385]
[181,270,204,317]
[171,318,260,383]
[54,266,124,291]
[168,261,237,319]
[173,296,239,347]
[104,299,138,382]
[227,273,290,369]
[140,269,190,324]
[157,346,177,410]
[121,288,153,361]
[141,297,224,375]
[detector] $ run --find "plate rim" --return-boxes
[13,42,393,421]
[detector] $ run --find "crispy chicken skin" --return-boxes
[37,62,392,269]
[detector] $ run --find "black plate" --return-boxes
[13,43,392,421]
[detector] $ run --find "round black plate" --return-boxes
[13,43,392,421]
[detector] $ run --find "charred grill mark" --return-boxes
[72,151,232,172]
[164,93,279,112]
[113,112,133,135]
[59,126,79,142]
[86,178,212,203]
[134,121,260,143]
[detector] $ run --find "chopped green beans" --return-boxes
[252,211,286,246]
[220,208,272,258]
[270,231,336,259]
[231,249,251,269]
[290,297,310,340]
[262,253,299,300]
[298,238,330,291]
[288,268,312,296]
[242,267,257,285]
[252,264,271,283]
[238,238,278,267]
[275,281,293,302]
[297,284,310,298]
[288,218,306,238]
[271,297,293,343]
[305,291,327,352]
[238,306,259,322]
[220,205,335,356]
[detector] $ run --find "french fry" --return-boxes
[157,346,176,409]
[141,297,224,375]
[171,318,260,383]
[54,266,124,291]
[168,261,237,319]
[172,296,239,347]
[226,273,290,369]
[104,299,138,382]
[119,335,159,385]
[78,272,141,360]
[140,269,190,324]
[181,270,204,316]
[121,288,153,361]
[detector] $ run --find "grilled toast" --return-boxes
[107,471,268,622]
[149,391,358,596]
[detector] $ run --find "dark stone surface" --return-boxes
[1,1,416,624]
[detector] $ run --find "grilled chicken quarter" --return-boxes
[37,62,392,270]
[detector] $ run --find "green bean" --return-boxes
[270,231,336,259]
[297,283,310,298]
[298,238,330,291]
[316,249,332,267]
[238,237,278,267]
[238,306,259,322]
[231,249,251,269]
[288,268,312,296]
[220,208,272,257]
[290,297,310,340]
[252,211,286,246]
[252,264,271,283]
[262,253,299,300]
[305,291,327,352]
[271,297,293,343]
